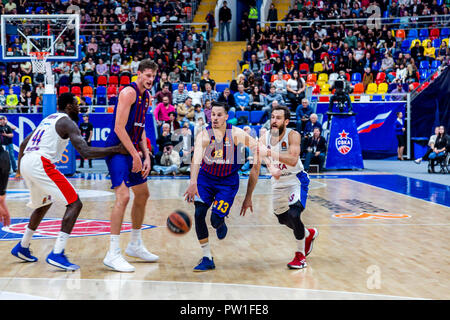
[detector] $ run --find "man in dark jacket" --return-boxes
[219,1,232,41]
[303,127,327,172]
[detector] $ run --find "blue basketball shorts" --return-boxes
[195,170,240,218]
[105,154,147,189]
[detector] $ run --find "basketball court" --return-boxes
[1,164,449,300]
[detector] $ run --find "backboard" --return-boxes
[0,14,81,62]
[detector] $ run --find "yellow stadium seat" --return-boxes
[410,39,421,49]
[377,83,388,94]
[131,75,138,82]
[241,64,249,73]
[21,75,32,83]
[318,73,328,83]
[442,38,449,47]
[366,83,377,95]
[313,63,323,73]
[320,83,331,95]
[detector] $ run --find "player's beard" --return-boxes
[271,123,285,137]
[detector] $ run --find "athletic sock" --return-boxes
[130,228,142,246]
[296,238,305,256]
[110,234,121,253]
[201,242,212,259]
[304,228,310,238]
[21,227,35,248]
[53,231,70,254]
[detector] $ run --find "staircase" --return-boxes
[271,0,291,22]
[192,0,216,33]
[204,41,246,83]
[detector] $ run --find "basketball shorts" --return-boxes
[195,170,240,218]
[20,153,78,209]
[0,151,10,196]
[272,171,310,215]
[105,154,147,189]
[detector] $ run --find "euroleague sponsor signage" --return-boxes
[0,218,156,241]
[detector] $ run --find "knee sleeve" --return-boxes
[275,203,305,240]
[210,212,225,230]
[194,201,209,240]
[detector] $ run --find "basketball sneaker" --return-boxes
[287,252,307,269]
[125,242,159,262]
[11,242,38,262]
[305,228,318,257]
[216,222,228,240]
[193,256,215,272]
[46,250,80,271]
[103,249,135,272]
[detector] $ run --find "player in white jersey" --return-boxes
[241,105,318,269]
[11,93,126,271]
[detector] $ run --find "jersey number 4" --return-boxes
[31,130,45,146]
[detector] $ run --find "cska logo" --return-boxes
[335,130,353,155]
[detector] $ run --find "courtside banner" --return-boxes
[0,112,158,157]
[316,102,406,152]
[325,114,364,170]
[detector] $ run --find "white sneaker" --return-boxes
[125,242,159,262]
[103,249,135,272]
[414,158,422,164]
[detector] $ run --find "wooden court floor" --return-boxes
[0,173,449,300]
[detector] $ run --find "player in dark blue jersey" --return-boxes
[184,101,261,272]
[103,59,160,272]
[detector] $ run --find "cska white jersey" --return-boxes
[266,128,304,186]
[24,113,70,164]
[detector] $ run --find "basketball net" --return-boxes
[29,51,50,74]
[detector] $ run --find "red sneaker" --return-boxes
[305,228,318,257]
[287,252,307,269]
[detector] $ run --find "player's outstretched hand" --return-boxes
[240,196,253,216]
[184,182,199,203]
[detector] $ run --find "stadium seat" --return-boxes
[306,74,317,86]
[410,39,421,49]
[270,74,278,82]
[372,95,383,101]
[241,64,249,73]
[351,73,362,85]
[215,83,228,92]
[71,86,81,97]
[395,29,406,41]
[377,83,388,94]
[407,29,418,40]
[419,60,430,70]
[418,29,429,41]
[84,75,94,87]
[109,76,119,86]
[299,63,309,74]
[317,73,328,84]
[366,83,377,95]
[410,82,420,91]
[82,86,94,98]
[85,96,92,105]
[430,28,440,40]
[21,75,32,83]
[421,39,431,48]
[353,83,364,99]
[120,76,130,85]
[401,39,412,51]
[108,96,118,106]
[329,73,339,86]
[97,76,107,86]
[59,75,70,86]
[320,83,331,95]
[441,28,450,39]
[107,85,118,98]
[250,110,265,124]
[313,63,323,73]
[312,84,321,95]
[431,60,441,69]
[228,110,235,120]
[131,75,138,82]
[59,86,70,94]
[11,85,20,96]
[235,111,250,124]
[283,74,291,81]
[420,70,428,80]
[375,72,386,85]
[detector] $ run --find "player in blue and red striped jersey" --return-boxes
[103,59,159,272]
[184,101,261,272]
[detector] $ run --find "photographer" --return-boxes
[328,71,353,114]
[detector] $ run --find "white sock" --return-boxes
[110,234,121,253]
[53,231,70,254]
[201,242,212,259]
[21,227,35,248]
[130,229,142,246]
[296,238,305,256]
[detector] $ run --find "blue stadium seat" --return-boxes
[440,28,450,39]
[228,110,235,120]
[59,75,70,86]
[432,38,441,48]
[418,29,429,41]
[431,60,441,69]
[351,73,362,85]
[84,96,92,105]
[96,86,106,96]
[185,83,192,91]
[215,83,228,92]
[236,111,250,123]
[401,39,412,51]
[172,83,178,91]
[407,29,418,40]
[12,86,20,96]
[249,110,265,124]
[97,96,106,105]
[420,71,428,80]
[84,75,94,86]
[419,61,430,70]
[0,85,8,93]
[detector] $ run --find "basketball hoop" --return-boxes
[29,51,50,74]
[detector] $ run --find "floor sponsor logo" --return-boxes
[0,218,156,240]
[332,213,411,220]
[6,189,114,201]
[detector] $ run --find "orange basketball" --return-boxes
[166,210,191,235]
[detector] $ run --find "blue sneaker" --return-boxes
[11,242,38,262]
[46,250,80,271]
[193,257,215,272]
[216,222,228,240]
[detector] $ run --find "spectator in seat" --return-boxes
[411,41,424,63]
[155,84,173,104]
[234,84,251,111]
[362,67,374,91]
[173,83,189,106]
[264,85,284,110]
[203,99,212,124]
[96,58,108,77]
[391,83,407,101]
[6,88,18,113]
[153,142,180,176]
[296,98,313,134]
[69,64,84,86]
[110,59,121,76]
[249,86,265,111]
[202,83,219,105]
[273,71,288,98]
[199,69,216,92]
[84,57,96,77]
[8,72,20,86]
[120,58,133,78]
[177,96,195,126]
[415,126,440,165]
[286,70,306,110]
[175,122,195,175]
[218,87,236,112]
[188,83,204,107]
[427,126,448,172]
[179,65,192,83]
[111,38,123,63]
[304,113,323,137]
[303,127,327,172]
[169,67,181,84]
[154,96,176,128]
[194,104,206,124]
[166,111,181,134]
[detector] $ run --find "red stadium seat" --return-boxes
[109,76,119,86]
[71,86,81,97]
[107,85,118,98]
[119,76,130,85]
[375,72,386,85]
[97,76,107,86]
[430,28,440,40]
[59,86,70,94]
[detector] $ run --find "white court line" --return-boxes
[0,277,426,300]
